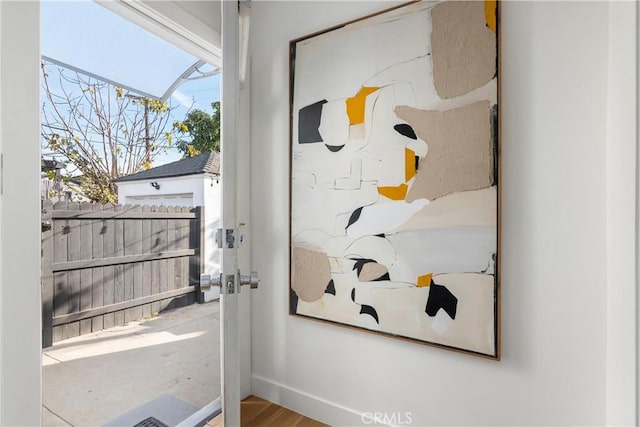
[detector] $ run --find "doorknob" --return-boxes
[239,271,259,289]
[200,273,222,288]
[201,271,259,293]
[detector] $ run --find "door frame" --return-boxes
[0,1,42,423]
[219,0,241,424]
[0,1,252,424]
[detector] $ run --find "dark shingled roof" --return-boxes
[113,151,220,183]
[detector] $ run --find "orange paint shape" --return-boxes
[405,148,416,182]
[346,87,379,125]
[378,183,408,200]
[485,0,497,32]
[417,274,433,287]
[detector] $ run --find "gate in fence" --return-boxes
[41,201,204,347]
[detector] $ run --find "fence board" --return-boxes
[133,205,144,320]
[92,203,105,332]
[179,208,191,306]
[52,201,68,343]
[42,202,203,345]
[170,206,178,293]
[114,204,125,326]
[42,200,54,347]
[52,210,196,219]
[52,249,195,271]
[190,206,202,290]
[123,205,139,322]
[141,206,152,318]
[103,203,116,329]
[79,202,93,335]
[53,286,197,325]
[150,205,161,315]
[197,206,206,303]
[64,202,81,340]
[181,208,190,286]
[159,206,170,312]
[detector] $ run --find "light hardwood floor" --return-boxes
[206,396,327,427]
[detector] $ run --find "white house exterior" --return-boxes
[114,152,222,301]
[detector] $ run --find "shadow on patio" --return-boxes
[42,301,221,427]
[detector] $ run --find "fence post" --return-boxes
[41,200,54,348]
[191,206,205,303]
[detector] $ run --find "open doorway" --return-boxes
[39,1,223,425]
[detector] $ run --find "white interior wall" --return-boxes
[249,1,636,426]
[0,1,42,424]
[605,2,638,425]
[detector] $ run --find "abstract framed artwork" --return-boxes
[289,0,500,359]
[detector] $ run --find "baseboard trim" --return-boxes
[251,374,393,426]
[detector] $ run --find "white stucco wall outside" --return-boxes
[249,1,637,426]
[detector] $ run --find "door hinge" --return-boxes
[216,228,237,249]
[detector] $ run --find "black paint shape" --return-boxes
[298,100,328,144]
[351,258,377,275]
[325,280,336,295]
[360,305,379,324]
[375,233,386,238]
[394,123,417,140]
[415,155,420,172]
[346,207,363,230]
[491,104,499,186]
[350,288,356,302]
[351,258,389,281]
[372,273,391,282]
[290,289,299,314]
[325,144,344,152]
[425,283,458,319]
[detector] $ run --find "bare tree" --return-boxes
[40,61,180,203]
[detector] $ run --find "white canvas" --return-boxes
[290,0,499,358]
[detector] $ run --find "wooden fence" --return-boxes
[41,201,204,347]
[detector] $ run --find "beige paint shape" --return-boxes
[372,273,495,355]
[292,246,332,302]
[391,186,497,232]
[396,101,493,202]
[358,262,389,282]
[431,0,497,99]
[297,271,379,330]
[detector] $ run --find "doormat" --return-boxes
[104,394,198,427]
[133,417,169,427]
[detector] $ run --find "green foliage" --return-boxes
[174,101,220,158]
[80,173,118,204]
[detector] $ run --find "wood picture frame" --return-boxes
[289,0,500,359]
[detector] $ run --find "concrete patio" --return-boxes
[42,301,221,427]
